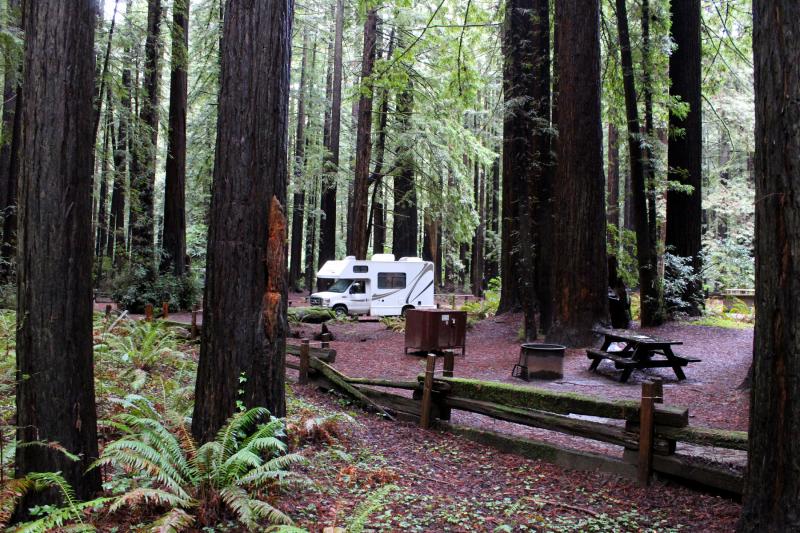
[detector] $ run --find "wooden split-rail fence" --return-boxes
[287,340,747,496]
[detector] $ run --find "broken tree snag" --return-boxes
[263,195,287,343]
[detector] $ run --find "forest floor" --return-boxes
[86,299,750,530]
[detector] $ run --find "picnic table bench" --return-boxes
[587,328,701,383]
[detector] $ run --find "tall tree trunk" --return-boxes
[318,0,344,268]
[614,0,664,327]
[304,176,318,294]
[641,0,659,291]
[108,58,131,262]
[472,164,485,297]
[484,155,500,282]
[739,1,800,529]
[546,0,607,347]
[0,0,20,283]
[392,81,418,259]
[162,0,189,276]
[665,0,703,316]
[366,29,394,256]
[289,31,309,292]
[192,0,292,443]
[130,0,161,267]
[15,0,101,507]
[95,105,112,268]
[350,8,378,260]
[607,123,620,227]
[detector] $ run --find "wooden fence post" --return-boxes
[420,354,437,429]
[638,380,656,486]
[299,339,310,385]
[652,378,664,403]
[145,304,153,322]
[443,351,455,378]
[104,304,112,319]
[162,301,169,320]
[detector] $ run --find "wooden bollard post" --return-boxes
[298,339,310,385]
[420,354,437,429]
[104,304,112,319]
[190,309,199,339]
[443,351,455,378]
[638,380,656,486]
[652,378,664,403]
[145,304,153,322]
[162,301,169,320]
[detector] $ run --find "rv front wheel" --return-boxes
[333,305,348,318]
[401,305,414,318]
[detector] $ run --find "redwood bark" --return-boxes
[192,0,292,442]
[162,0,189,276]
[108,54,131,262]
[392,82,418,259]
[350,8,378,259]
[739,1,800,529]
[15,0,101,506]
[318,0,344,267]
[665,0,703,315]
[546,0,608,347]
[289,32,309,291]
[130,0,161,266]
[607,123,620,227]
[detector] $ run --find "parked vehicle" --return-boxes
[310,254,436,317]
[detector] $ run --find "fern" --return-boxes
[94,398,307,531]
[347,484,399,533]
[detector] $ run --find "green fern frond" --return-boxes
[109,487,194,514]
[150,507,196,533]
[348,484,399,533]
[215,408,270,464]
[219,485,260,530]
[248,498,295,526]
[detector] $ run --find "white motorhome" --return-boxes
[310,254,436,317]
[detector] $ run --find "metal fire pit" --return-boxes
[512,343,566,381]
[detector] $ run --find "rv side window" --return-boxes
[353,265,368,273]
[378,272,406,289]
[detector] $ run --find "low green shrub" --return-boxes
[110,266,200,313]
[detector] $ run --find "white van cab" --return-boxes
[310,254,436,317]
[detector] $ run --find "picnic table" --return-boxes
[586,328,701,383]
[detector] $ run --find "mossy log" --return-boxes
[309,357,393,419]
[288,306,336,323]
[443,396,672,453]
[655,425,748,451]
[432,377,688,427]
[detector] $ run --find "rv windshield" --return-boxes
[328,279,354,293]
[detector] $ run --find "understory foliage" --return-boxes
[94,398,306,531]
[110,266,200,314]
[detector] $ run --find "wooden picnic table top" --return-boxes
[593,328,683,347]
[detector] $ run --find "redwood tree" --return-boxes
[318,0,344,267]
[392,80,418,259]
[130,0,161,265]
[0,0,20,282]
[546,0,607,347]
[665,0,703,315]
[289,31,309,291]
[739,1,800,529]
[162,0,189,276]
[15,0,101,504]
[192,0,292,442]
[349,7,378,259]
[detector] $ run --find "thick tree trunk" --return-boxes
[161,0,189,276]
[192,0,292,443]
[304,177,318,294]
[289,32,309,292]
[738,1,800,530]
[15,0,101,507]
[614,0,664,327]
[130,0,161,267]
[471,163,485,297]
[318,0,344,268]
[484,155,500,282]
[392,82,418,259]
[546,0,608,347]
[350,8,378,260]
[607,123,620,227]
[665,0,703,316]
